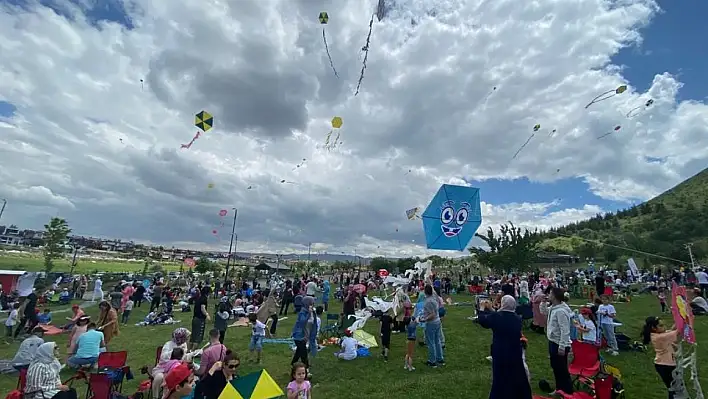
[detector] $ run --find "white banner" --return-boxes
[627,258,640,279]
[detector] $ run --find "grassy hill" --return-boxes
[538,167,708,268]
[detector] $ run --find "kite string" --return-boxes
[355,14,375,96]
[543,230,692,264]
[322,29,339,78]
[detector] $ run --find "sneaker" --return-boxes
[408,366,416,371]
[437,360,446,366]
[425,361,438,368]
[610,351,619,356]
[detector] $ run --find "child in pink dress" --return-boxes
[287,362,311,399]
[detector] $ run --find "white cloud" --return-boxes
[0,0,705,257]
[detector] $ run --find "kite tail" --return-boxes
[481,87,496,104]
[333,130,341,144]
[626,106,643,118]
[355,14,375,96]
[596,132,612,140]
[585,89,615,108]
[511,133,535,160]
[322,29,339,78]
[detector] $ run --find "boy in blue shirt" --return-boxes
[37,309,52,324]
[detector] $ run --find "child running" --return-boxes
[404,316,417,371]
[287,362,312,399]
[248,313,265,364]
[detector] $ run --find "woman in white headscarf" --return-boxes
[25,342,78,399]
[478,295,532,399]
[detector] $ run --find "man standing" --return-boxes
[150,283,163,312]
[696,268,708,297]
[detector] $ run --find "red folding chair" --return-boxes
[593,374,614,399]
[15,367,27,391]
[569,341,601,390]
[87,374,112,399]
[98,351,128,368]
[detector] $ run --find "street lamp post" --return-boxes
[0,199,6,222]
[224,208,238,287]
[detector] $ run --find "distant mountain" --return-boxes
[539,168,708,267]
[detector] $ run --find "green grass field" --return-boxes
[0,252,184,274]
[1,294,706,398]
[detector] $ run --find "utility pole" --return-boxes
[224,208,238,286]
[306,242,311,278]
[0,199,6,222]
[685,243,696,270]
[69,245,79,275]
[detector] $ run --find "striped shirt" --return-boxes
[25,362,60,399]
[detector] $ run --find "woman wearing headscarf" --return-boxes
[25,342,78,399]
[96,301,119,345]
[152,328,191,399]
[478,295,532,399]
[290,296,317,376]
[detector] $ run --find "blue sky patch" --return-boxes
[2,0,134,29]
[0,101,17,117]
[612,1,708,102]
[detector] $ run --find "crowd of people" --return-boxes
[2,264,705,399]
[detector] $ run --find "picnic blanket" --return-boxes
[39,324,64,335]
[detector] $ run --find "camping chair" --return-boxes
[47,292,60,304]
[15,367,27,391]
[320,313,340,338]
[569,341,601,390]
[97,351,129,392]
[86,373,112,399]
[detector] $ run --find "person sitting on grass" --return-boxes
[67,322,105,369]
[334,328,358,361]
[11,326,45,371]
[62,305,85,330]
[37,309,52,324]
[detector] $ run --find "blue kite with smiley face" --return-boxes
[422,184,482,251]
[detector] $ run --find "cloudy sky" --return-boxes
[1,0,707,258]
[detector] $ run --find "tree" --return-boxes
[469,222,538,274]
[42,217,71,273]
[195,257,216,274]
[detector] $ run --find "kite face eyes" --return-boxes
[440,206,464,237]
[440,206,455,224]
[455,208,469,226]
